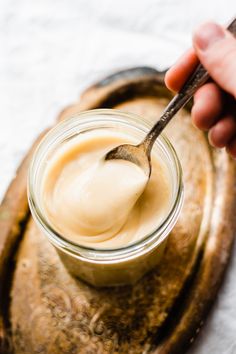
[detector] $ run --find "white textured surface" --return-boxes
[0,1,235,352]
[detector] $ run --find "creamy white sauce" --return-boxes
[41,130,172,249]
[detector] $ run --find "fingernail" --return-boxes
[194,23,225,51]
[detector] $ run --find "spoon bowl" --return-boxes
[105,142,151,176]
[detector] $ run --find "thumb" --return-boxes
[193,22,236,99]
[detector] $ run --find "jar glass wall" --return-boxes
[28,109,183,287]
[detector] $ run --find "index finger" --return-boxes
[164,48,199,92]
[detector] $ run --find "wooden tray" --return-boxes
[0,67,235,354]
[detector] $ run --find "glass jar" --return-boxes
[28,109,183,287]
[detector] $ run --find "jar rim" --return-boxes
[28,108,184,262]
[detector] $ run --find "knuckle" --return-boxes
[209,41,236,97]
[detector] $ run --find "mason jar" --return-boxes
[28,109,183,287]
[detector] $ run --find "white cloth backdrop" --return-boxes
[0,0,235,352]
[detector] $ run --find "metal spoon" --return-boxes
[105,18,236,176]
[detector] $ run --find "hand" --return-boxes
[165,22,236,158]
